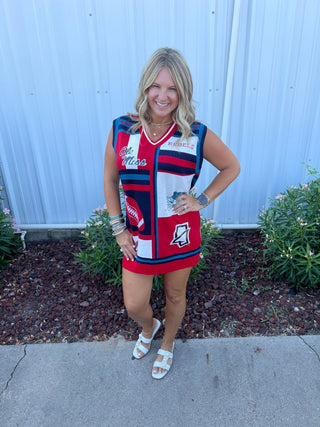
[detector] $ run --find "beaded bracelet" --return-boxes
[110,218,124,225]
[109,213,123,220]
[110,218,124,226]
[112,226,127,237]
[110,217,125,227]
[111,222,126,232]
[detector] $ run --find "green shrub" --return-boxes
[74,207,123,286]
[258,166,320,290]
[0,186,21,270]
[74,207,220,289]
[190,215,220,280]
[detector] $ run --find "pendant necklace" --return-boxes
[143,122,176,146]
[149,120,172,136]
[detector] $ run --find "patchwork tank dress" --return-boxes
[112,115,207,275]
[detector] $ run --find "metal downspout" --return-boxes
[213,0,242,225]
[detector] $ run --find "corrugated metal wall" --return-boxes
[0,0,319,229]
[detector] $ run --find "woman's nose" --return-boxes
[158,88,168,101]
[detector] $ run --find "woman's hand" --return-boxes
[116,229,137,261]
[172,193,202,215]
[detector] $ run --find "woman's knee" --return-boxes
[163,268,190,305]
[124,298,144,318]
[122,269,153,319]
[164,288,186,306]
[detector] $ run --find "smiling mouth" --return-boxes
[156,102,169,107]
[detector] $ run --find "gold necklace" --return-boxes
[150,120,172,126]
[149,120,172,136]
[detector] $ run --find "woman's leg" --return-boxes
[152,266,192,375]
[122,268,155,357]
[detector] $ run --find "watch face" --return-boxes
[197,194,208,205]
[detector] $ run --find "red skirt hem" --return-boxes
[122,253,200,275]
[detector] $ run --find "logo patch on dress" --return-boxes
[126,196,145,231]
[170,222,190,248]
[166,191,186,212]
[119,146,146,167]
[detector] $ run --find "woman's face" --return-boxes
[147,67,179,123]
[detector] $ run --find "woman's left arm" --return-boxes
[173,129,240,214]
[201,128,240,202]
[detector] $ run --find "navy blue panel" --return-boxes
[119,169,150,185]
[125,190,151,235]
[135,247,201,264]
[159,149,196,163]
[157,163,195,175]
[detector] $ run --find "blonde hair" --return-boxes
[130,47,195,140]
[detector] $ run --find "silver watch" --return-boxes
[197,192,210,207]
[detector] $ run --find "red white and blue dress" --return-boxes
[113,115,207,275]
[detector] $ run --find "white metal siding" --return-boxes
[0,0,319,228]
[224,0,320,226]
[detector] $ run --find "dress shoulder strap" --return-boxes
[112,115,138,150]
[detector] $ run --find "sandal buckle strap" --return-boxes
[157,349,173,358]
[132,319,161,360]
[134,337,149,355]
[138,333,153,344]
[153,360,170,370]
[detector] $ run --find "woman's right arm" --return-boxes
[103,128,137,261]
[103,128,122,216]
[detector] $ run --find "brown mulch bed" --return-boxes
[1,232,319,345]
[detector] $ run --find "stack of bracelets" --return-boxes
[110,213,127,236]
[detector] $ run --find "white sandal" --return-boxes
[132,318,161,360]
[152,343,175,380]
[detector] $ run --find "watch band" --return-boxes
[197,192,210,207]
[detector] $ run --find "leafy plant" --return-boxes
[258,165,320,290]
[73,207,123,286]
[74,208,220,289]
[190,216,220,280]
[0,185,21,270]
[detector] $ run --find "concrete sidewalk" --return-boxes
[1,335,320,427]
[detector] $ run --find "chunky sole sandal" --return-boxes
[151,343,175,380]
[132,318,161,360]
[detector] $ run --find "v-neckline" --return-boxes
[142,122,176,146]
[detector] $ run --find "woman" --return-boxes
[104,47,240,379]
